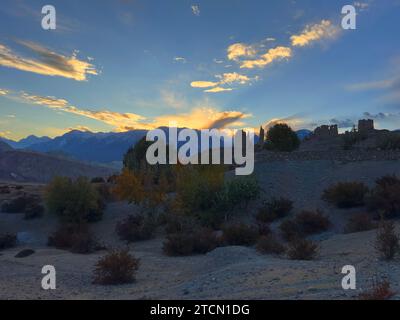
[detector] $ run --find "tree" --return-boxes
[265,123,300,152]
[123,137,153,172]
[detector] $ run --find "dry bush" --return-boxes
[367,175,400,219]
[116,214,156,243]
[279,210,330,241]
[24,203,45,220]
[294,210,331,235]
[91,177,105,183]
[287,238,319,260]
[344,213,377,233]
[163,228,218,256]
[0,233,17,250]
[256,197,293,223]
[48,224,102,254]
[257,222,271,236]
[256,234,286,255]
[93,249,140,285]
[0,186,11,194]
[222,223,259,246]
[164,214,197,234]
[359,280,395,300]
[375,221,400,260]
[322,182,369,208]
[1,194,39,213]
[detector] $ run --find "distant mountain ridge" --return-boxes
[0,128,330,165]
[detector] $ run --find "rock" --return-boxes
[15,249,35,258]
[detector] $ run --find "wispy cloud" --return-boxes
[174,56,187,63]
[227,43,257,61]
[290,20,339,47]
[191,72,256,92]
[0,88,9,95]
[1,89,250,131]
[0,41,98,81]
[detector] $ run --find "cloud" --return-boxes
[290,20,339,47]
[174,57,187,63]
[150,108,251,129]
[66,125,92,132]
[204,87,234,93]
[329,118,355,128]
[161,90,187,109]
[354,2,370,11]
[263,115,309,131]
[347,78,397,91]
[0,41,98,81]
[191,5,200,16]
[0,130,12,138]
[240,46,292,69]
[190,81,220,88]
[1,89,250,131]
[191,72,255,93]
[0,88,9,95]
[227,43,257,61]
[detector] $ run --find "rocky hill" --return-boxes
[0,148,115,183]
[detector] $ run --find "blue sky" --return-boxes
[0,0,399,140]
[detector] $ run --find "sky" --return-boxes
[0,0,400,140]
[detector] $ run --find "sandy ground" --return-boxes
[1,159,400,300]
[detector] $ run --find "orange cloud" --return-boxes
[290,20,339,47]
[0,41,98,81]
[240,46,292,69]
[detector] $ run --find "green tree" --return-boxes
[265,123,300,152]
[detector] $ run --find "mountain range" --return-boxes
[0,128,313,166]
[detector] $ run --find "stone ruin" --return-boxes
[313,124,339,138]
[358,119,374,134]
[312,119,375,139]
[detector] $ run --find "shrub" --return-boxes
[280,210,330,240]
[377,132,400,150]
[46,176,104,223]
[116,214,156,243]
[375,221,399,261]
[265,123,300,152]
[123,137,153,172]
[222,223,259,246]
[163,228,218,256]
[342,131,367,150]
[165,214,197,234]
[48,224,102,254]
[91,177,105,183]
[367,175,400,219]
[257,222,271,236]
[344,213,377,233]
[0,234,17,250]
[294,210,331,235]
[322,182,369,208]
[359,280,395,300]
[24,203,45,220]
[256,234,286,255]
[93,249,140,285]
[196,210,225,230]
[0,186,11,194]
[256,197,293,223]
[1,194,39,213]
[287,239,318,260]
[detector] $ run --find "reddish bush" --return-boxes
[344,213,377,233]
[256,234,286,255]
[280,210,330,241]
[322,182,369,208]
[287,239,318,260]
[163,228,218,256]
[93,249,140,285]
[359,280,395,300]
[367,175,400,219]
[48,224,102,254]
[116,215,156,242]
[375,221,400,260]
[222,223,259,246]
[256,197,293,223]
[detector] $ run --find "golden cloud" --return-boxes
[240,46,292,69]
[3,90,250,131]
[0,41,98,81]
[204,87,234,93]
[190,81,220,88]
[227,43,256,61]
[0,88,9,95]
[290,20,339,47]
